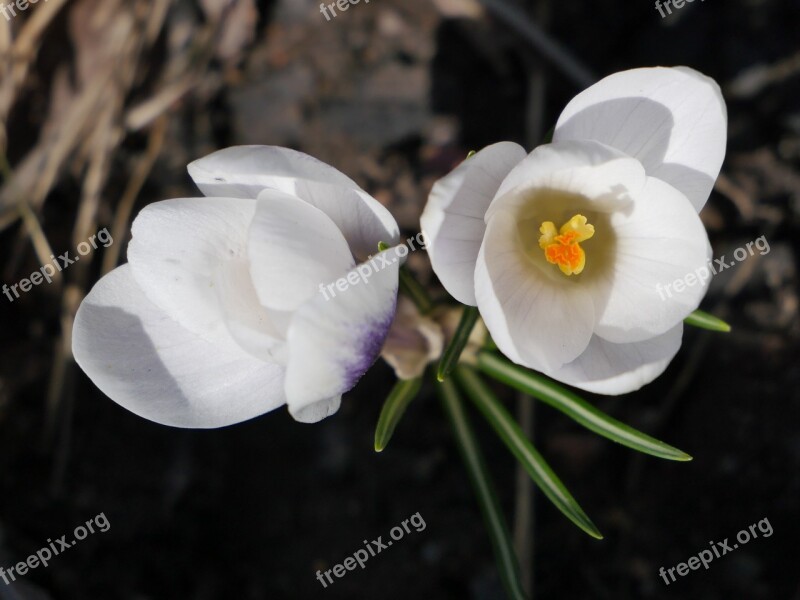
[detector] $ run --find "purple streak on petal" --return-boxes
[342,294,398,390]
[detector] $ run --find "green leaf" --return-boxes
[685,309,731,332]
[477,352,692,462]
[374,377,423,452]
[438,378,528,600]
[437,306,480,382]
[455,366,603,540]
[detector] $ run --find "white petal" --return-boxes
[291,183,399,261]
[284,247,402,422]
[553,66,727,211]
[127,197,257,339]
[592,176,712,343]
[487,140,646,220]
[188,145,399,259]
[248,190,355,312]
[212,259,288,364]
[475,211,595,372]
[421,142,526,305]
[72,265,286,428]
[546,324,683,395]
[291,396,342,424]
[188,145,359,196]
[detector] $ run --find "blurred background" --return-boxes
[1,0,798,598]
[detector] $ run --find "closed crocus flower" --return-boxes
[73,146,400,426]
[380,296,487,380]
[421,67,727,394]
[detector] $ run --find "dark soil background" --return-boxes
[1,0,799,598]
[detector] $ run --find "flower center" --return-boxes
[538,214,595,276]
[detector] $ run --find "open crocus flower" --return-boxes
[73,146,400,426]
[421,67,727,394]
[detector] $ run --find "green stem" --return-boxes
[437,306,480,382]
[399,266,434,314]
[378,240,434,314]
[438,378,528,600]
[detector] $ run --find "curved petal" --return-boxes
[421,142,526,305]
[212,259,288,364]
[475,211,595,372]
[127,197,258,339]
[188,145,360,196]
[592,176,712,343]
[188,145,399,259]
[291,184,399,261]
[553,66,727,211]
[290,395,342,424]
[546,324,683,395]
[248,190,355,312]
[487,140,646,221]
[284,247,402,423]
[72,265,286,428]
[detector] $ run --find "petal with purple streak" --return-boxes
[284,246,402,423]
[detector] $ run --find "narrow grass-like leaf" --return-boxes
[477,352,692,462]
[685,309,731,332]
[374,377,423,452]
[455,366,603,540]
[437,306,480,382]
[438,378,528,600]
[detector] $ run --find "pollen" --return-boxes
[538,214,595,276]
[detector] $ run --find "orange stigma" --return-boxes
[538,214,595,276]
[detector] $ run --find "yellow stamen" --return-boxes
[538,214,595,276]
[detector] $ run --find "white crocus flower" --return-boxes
[421,67,727,394]
[73,146,401,426]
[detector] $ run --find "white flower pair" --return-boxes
[73,66,727,427]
